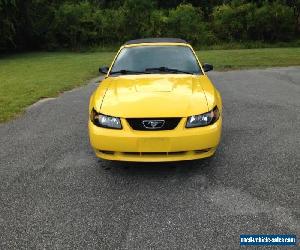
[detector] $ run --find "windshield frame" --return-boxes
[106,43,205,77]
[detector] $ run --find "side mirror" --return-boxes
[203,63,213,72]
[99,66,109,74]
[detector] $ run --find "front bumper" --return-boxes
[89,117,222,162]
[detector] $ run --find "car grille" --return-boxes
[126,118,181,131]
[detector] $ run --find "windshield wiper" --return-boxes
[145,67,194,75]
[109,69,148,75]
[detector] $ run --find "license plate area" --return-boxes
[138,138,170,152]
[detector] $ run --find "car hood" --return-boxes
[95,74,212,118]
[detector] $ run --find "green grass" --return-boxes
[196,40,300,50]
[197,47,300,70]
[0,47,300,122]
[0,52,114,122]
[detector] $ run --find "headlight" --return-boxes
[90,108,122,129]
[186,106,220,128]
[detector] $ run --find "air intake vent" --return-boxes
[127,118,181,131]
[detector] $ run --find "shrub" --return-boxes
[212,1,296,42]
[166,3,212,45]
[93,8,126,45]
[212,2,256,41]
[51,2,98,49]
[122,0,155,40]
[251,1,295,41]
[0,0,298,51]
[147,9,169,38]
[0,0,17,51]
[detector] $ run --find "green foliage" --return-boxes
[122,0,155,39]
[51,2,98,49]
[213,1,296,42]
[93,8,126,44]
[213,2,256,41]
[0,0,299,52]
[251,1,295,41]
[28,1,57,49]
[0,0,17,50]
[167,4,212,45]
[147,9,169,37]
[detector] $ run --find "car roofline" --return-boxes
[123,42,190,48]
[124,38,187,45]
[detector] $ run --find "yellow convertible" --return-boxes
[89,38,222,162]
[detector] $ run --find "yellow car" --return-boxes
[89,38,222,162]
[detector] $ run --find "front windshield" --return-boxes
[110,45,202,75]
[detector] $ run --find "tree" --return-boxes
[212,2,256,41]
[0,0,18,50]
[51,2,98,49]
[167,4,211,44]
[286,0,300,34]
[122,0,156,40]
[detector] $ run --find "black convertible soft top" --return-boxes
[124,38,187,45]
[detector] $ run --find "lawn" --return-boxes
[0,47,299,122]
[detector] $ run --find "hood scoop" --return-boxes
[135,79,174,92]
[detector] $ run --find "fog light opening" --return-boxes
[99,150,114,155]
[195,148,211,154]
